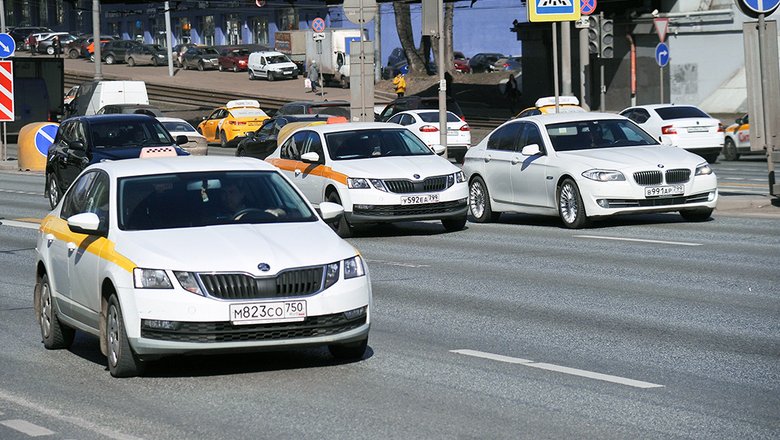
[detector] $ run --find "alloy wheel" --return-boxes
[40,282,52,339]
[469,181,485,219]
[107,304,120,367]
[559,182,578,224]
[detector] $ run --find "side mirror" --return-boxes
[201,116,207,121]
[175,135,189,145]
[67,212,102,235]
[301,152,320,163]
[521,143,541,156]
[430,144,446,156]
[318,201,344,221]
[69,141,85,150]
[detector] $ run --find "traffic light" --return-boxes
[600,18,614,58]
[587,16,600,55]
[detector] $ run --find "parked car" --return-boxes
[498,56,522,72]
[34,155,371,377]
[266,122,468,237]
[462,112,718,228]
[276,100,351,119]
[197,99,270,147]
[9,26,51,48]
[515,96,585,118]
[236,114,334,159]
[722,113,760,161]
[34,32,75,55]
[468,52,505,73]
[96,103,164,117]
[65,36,89,58]
[375,95,465,123]
[218,47,251,72]
[182,46,221,71]
[619,104,725,163]
[172,43,197,67]
[44,114,189,209]
[453,51,470,74]
[83,36,117,59]
[126,44,168,67]
[157,116,208,155]
[386,110,471,162]
[247,51,299,81]
[101,39,145,64]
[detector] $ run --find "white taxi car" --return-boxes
[34,156,371,377]
[385,110,472,163]
[463,113,718,228]
[266,122,468,237]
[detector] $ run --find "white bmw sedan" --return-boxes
[463,113,718,228]
[34,156,371,377]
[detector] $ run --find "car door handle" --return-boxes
[511,157,521,165]
[66,242,77,252]
[294,169,302,176]
[484,155,492,163]
[46,233,55,245]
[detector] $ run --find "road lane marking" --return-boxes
[0,219,41,230]
[0,419,55,437]
[0,188,43,196]
[366,259,430,268]
[574,235,702,247]
[451,349,664,389]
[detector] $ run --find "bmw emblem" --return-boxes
[257,263,271,272]
[657,164,665,169]
[413,174,420,179]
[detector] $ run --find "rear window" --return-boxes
[655,106,709,120]
[418,111,461,123]
[310,106,350,118]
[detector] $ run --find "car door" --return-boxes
[61,120,91,192]
[735,114,750,149]
[258,56,269,78]
[201,109,224,142]
[294,131,328,203]
[510,121,552,208]
[483,122,522,205]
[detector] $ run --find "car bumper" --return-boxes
[343,183,469,223]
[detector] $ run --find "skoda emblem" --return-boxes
[657,164,665,168]
[413,174,421,179]
[257,263,271,272]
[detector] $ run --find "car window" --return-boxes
[89,119,174,148]
[280,132,304,160]
[546,119,658,152]
[74,122,88,144]
[325,128,433,160]
[387,114,403,125]
[520,122,545,153]
[161,121,196,133]
[417,111,461,123]
[379,105,395,120]
[83,171,110,230]
[487,122,521,151]
[257,119,274,137]
[301,131,324,159]
[655,106,710,120]
[61,171,98,219]
[633,109,651,123]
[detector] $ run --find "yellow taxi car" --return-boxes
[514,96,586,118]
[197,99,270,147]
[723,114,754,161]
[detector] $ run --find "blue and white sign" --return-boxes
[741,0,780,14]
[655,42,670,67]
[311,17,326,33]
[0,33,16,58]
[34,123,59,156]
[528,0,581,22]
[344,37,361,55]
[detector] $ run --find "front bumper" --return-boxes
[342,182,469,223]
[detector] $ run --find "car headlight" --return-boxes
[581,169,626,182]
[369,179,388,192]
[454,171,466,183]
[173,271,204,295]
[323,262,340,289]
[133,268,173,289]
[695,163,713,176]
[348,177,371,189]
[344,255,366,279]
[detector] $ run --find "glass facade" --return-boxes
[201,15,215,46]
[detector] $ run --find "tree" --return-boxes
[393,1,428,75]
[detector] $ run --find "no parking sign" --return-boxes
[35,123,59,155]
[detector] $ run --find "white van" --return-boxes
[247,51,299,81]
[67,80,149,118]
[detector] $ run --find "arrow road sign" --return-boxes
[655,42,670,67]
[741,0,780,14]
[311,17,326,33]
[528,0,581,22]
[0,34,16,58]
[580,0,596,16]
[35,124,59,156]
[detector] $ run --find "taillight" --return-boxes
[459,124,470,132]
[419,125,439,132]
[503,63,509,68]
[661,125,677,135]
[717,123,725,132]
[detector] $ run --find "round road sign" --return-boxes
[0,33,16,58]
[737,0,780,17]
[312,17,326,33]
[34,123,59,156]
[581,0,597,16]
[655,42,670,67]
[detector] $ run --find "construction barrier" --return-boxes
[18,122,59,171]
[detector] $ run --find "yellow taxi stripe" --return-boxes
[13,217,42,224]
[267,158,349,185]
[40,215,136,273]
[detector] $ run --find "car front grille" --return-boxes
[199,267,324,300]
[633,171,662,185]
[633,169,692,185]
[665,169,691,184]
[141,313,366,343]
[602,192,710,208]
[353,199,467,217]
[382,175,451,193]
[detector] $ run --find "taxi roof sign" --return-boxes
[528,0,581,23]
[535,95,580,107]
[226,99,261,109]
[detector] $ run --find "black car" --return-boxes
[96,104,164,117]
[468,52,506,73]
[235,114,332,159]
[9,26,51,47]
[276,100,351,119]
[182,46,221,71]
[101,40,144,64]
[45,114,189,209]
[375,96,465,122]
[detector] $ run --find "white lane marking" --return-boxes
[0,390,144,440]
[0,419,55,437]
[366,259,430,268]
[451,349,664,389]
[0,220,40,230]
[724,177,746,181]
[574,234,702,247]
[0,188,43,196]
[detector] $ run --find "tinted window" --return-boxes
[325,128,433,160]
[417,111,461,123]
[487,123,521,151]
[655,106,709,120]
[521,123,545,152]
[310,106,350,118]
[61,171,98,219]
[89,119,173,148]
[161,121,196,133]
[84,172,110,230]
[633,109,651,123]
[546,119,658,152]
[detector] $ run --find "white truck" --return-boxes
[274,30,307,73]
[305,28,365,89]
[66,80,149,118]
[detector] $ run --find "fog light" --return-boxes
[708,190,717,201]
[354,204,374,210]
[343,306,367,320]
[597,199,609,208]
[142,319,180,330]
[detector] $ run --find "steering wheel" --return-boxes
[232,208,267,221]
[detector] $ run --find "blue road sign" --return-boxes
[312,17,326,33]
[34,124,59,156]
[655,42,670,67]
[0,34,16,58]
[741,0,780,14]
[528,0,581,22]
[344,37,361,55]
[580,0,596,16]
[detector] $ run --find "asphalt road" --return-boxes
[0,173,778,439]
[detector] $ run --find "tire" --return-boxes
[702,152,719,164]
[183,62,189,70]
[46,46,55,55]
[36,274,75,350]
[152,57,159,67]
[236,147,245,157]
[267,71,275,81]
[442,216,467,232]
[106,294,144,377]
[219,131,228,148]
[218,64,224,72]
[468,176,500,223]
[105,54,115,65]
[340,76,349,89]
[68,49,79,59]
[327,191,353,238]
[680,207,713,222]
[233,65,238,73]
[557,178,589,229]
[47,173,60,209]
[248,70,255,80]
[723,138,740,161]
[127,57,135,67]
[328,336,368,360]
[197,61,204,71]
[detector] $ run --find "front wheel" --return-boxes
[219,131,228,148]
[197,61,204,71]
[340,76,349,89]
[328,337,368,360]
[442,215,467,232]
[558,178,589,229]
[68,49,79,59]
[218,64,224,72]
[469,176,500,223]
[36,274,75,350]
[46,46,55,55]
[723,138,740,161]
[105,54,115,65]
[127,57,135,67]
[248,70,255,80]
[326,191,353,238]
[680,208,713,222]
[106,294,144,377]
[267,71,275,81]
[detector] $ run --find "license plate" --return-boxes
[687,127,709,133]
[400,194,439,205]
[229,300,306,325]
[447,130,457,136]
[645,185,684,197]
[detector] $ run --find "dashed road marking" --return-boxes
[366,259,430,268]
[0,419,55,437]
[574,234,702,247]
[0,188,42,196]
[451,349,664,389]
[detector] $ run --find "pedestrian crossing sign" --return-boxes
[528,0,581,22]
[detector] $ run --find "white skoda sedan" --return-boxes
[34,156,371,377]
[462,113,718,228]
[266,122,469,237]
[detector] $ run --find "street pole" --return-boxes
[165,1,174,77]
[757,13,776,194]
[0,0,6,33]
[552,22,560,112]
[659,65,663,104]
[1,0,5,161]
[93,0,102,80]
[374,3,381,82]
[598,11,605,111]
[438,0,446,152]
[561,21,571,96]
[578,26,589,111]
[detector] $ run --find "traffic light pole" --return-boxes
[599,12,605,111]
[579,26,589,111]
[552,22,560,112]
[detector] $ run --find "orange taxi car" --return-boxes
[514,96,586,118]
[197,99,270,147]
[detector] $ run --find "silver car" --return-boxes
[126,44,169,67]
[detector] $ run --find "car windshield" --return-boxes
[267,55,291,64]
[233,49,250,56]
[89,119,174,149]
[325,128,434,160]
[310,106,350,118]
[204,48,220,56]
[655,106,710,120]
[118,171,317,230]
[546,119,658,151]
[161,121,196,133]
[417,111,461,123]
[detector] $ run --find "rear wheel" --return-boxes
[47,173,60,209]
[340,76,349,89]
[558,178,589,229]
[36,274,75,350]
[127,56,135,67]
[68,49,79,59]
[219,131,228,148]
[328,336,368,360]
[218,64,224,72]
[106,294,144,378]
[46,46,55,55]
[197,61,204,71]
[468,176,500,223]
[105,54,115,65]
[680,207,713,222]
[327,191,353,238]
[723,138,740,161]
[232,65,238,73]
[152,57,159,67]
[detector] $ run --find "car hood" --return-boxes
[557,145,704,169]
[116,221,356,275]
[332,155,460,179]
[268,61,297,70]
